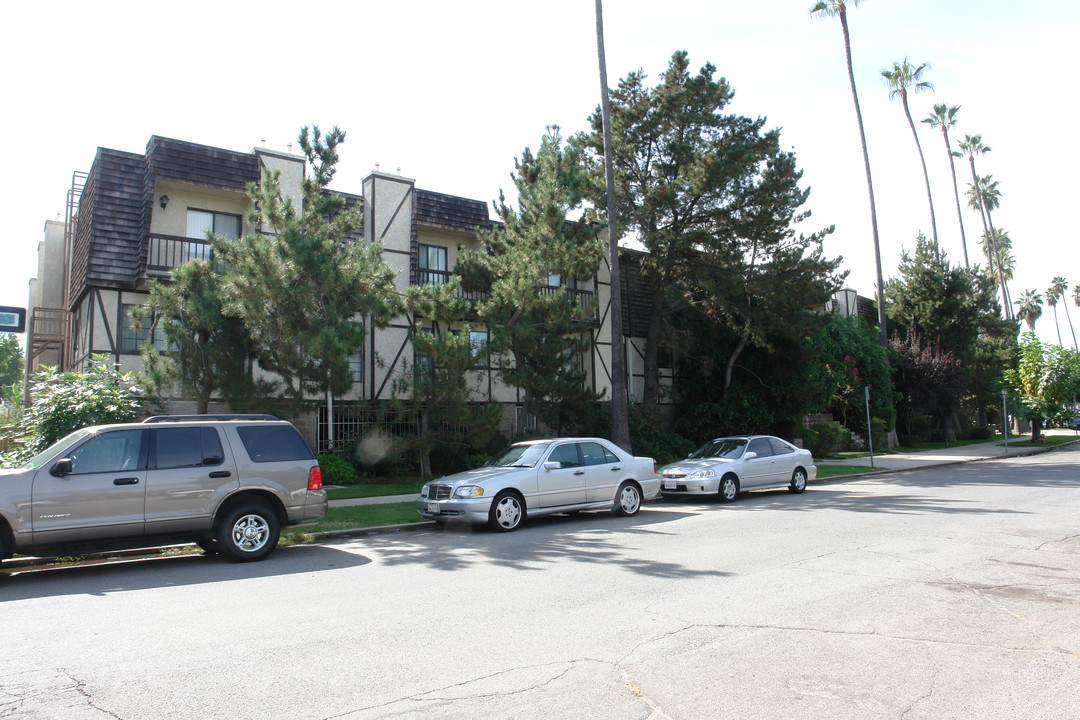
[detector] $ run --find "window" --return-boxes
[746,438,773,458]
[418,244,448,284]
[469,330,488,368]
[186,209,241,240]
[120,304,166,353]
[548,443,583,468]
[153,428,225,468]
[349,323,364,385]
[580,441,618,466]
[768,438,795,456]
[67,430,145,474]
[236,426,314,463]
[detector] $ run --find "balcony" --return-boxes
[146,234,214,277]
[417,268,488,301]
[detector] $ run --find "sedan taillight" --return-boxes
[308,466,323,491]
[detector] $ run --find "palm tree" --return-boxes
[923,103,969,267]
[811,0,888,348]
[980,227,1014,310]
[1046,285,1063,345]
[882,59,938,249]
[958,135,1010,318]
[593,0,631,451]
[1049,276,1077,350]
[1014,289,1043,332]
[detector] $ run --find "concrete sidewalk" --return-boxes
[819,428,1079,474]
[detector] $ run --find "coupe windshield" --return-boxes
[689,438,747,460]
[487,442,551,468]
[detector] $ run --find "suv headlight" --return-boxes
[688,469,716,479]
[454,485,485,499]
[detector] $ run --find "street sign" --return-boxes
[0,306,26,333]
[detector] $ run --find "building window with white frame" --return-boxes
[469,330,489,368]
[120,304,166,353]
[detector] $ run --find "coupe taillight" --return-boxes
[308,465,323,490]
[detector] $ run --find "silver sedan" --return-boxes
[659,435,816,503]
[417,438,660,531]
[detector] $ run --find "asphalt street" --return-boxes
[2,444,1078,719]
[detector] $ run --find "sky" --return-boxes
[4,0,1078,348]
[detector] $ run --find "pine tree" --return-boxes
[213,126,400,413]
[461,128,606,434]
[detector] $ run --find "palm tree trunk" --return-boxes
[594,0,631,451]
[901,97,938,250]
[1062,299,1079,351]
[840,6,888,348]
[942,128,969,268]
[968,156,1009,317]
[1052,305,1062,345]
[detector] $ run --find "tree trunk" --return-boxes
[723,331,750,396]
[839,6,888,348]
[1031,416,1043,444]
[942,127,969,268]
[902,95,938,249]
[1062,300,1079,351]
[595,0,631,452]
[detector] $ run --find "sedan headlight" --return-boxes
[688,469,716,479]
[420,484,431,498]
[453,485,485,499]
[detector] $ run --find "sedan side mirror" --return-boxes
[742,451,758,460]
[51,458,73,477]
[543,461,561,471]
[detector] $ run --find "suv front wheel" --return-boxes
[215,502,280,562]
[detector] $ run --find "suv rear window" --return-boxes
[236,426,314,463]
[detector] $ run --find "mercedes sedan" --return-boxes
[659,435,816,503]
[416,438,660,531]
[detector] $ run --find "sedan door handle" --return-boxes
[113,477,140,486]
[610,466,622,472]
[208,471,232,478]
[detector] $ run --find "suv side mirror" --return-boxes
[742,451,758,460]
[51,458,73,477]
[542,461,561,471]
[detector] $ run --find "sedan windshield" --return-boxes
[487,443,551,468]
[689,438,747,460]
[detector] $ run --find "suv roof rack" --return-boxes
[142,414,280,423]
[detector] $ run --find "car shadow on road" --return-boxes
[0,544,370,600]
[720,485,1030,516]
[328,506,733,579]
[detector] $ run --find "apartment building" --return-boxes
[26,136,676,446]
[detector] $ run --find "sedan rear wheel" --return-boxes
[718,475,739,503]
[613,482,642,517]
[488,491,525,532]
[789,468,808,493]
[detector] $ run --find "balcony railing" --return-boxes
[147,234,214,276]
[416,268,488,301]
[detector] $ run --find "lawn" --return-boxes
[996,435,1078,448]
[283,502,425,540]
[816,464,879,478]
[326,481,426,501]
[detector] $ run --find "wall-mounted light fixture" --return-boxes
[159,194,169,210]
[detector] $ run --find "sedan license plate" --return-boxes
[427,502,440,514]
[663,480,676,490]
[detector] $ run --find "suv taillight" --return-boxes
[308,466,323,491]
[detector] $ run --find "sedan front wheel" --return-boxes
[718,475,739,503]
[488,491,525,532]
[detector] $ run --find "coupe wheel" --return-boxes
[214,503,280,562]
[789,468,808,494]
[718,475,739,503]
[613,482,642,517]
[488,491,525,532]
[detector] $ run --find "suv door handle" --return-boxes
[573,470,585,476]
[208,471,232,478]
[113,477,140,486]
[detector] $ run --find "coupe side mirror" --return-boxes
[742,451,758,460]
[51,458,73,477]
[542,461,561,471]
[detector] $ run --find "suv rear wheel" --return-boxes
[215,502,280,562]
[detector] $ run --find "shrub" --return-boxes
[969,426,991,440]
[317,453,358,486]
[803,422,849,458]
